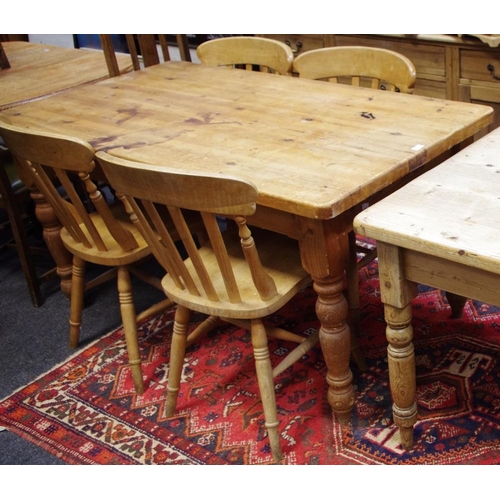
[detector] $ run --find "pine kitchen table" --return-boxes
[0,61,493,424]
[0,41,132,297]
[353,125,500,450]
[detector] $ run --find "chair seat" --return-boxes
[60,205,150,267]
[162,228,311,318]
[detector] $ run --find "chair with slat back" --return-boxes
[0,119,173,395]
[293,46,417,370]
[0,143,57,306]
[97,151,316,462]
[196,36,294,75]
[99,34,192,77]
[293,46,416,92]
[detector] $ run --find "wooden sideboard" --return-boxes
[259,34,500,132]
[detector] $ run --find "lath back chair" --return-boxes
[196,36,294,75]
[97,151,316,463]
[294,45,417,369]
[99,34,191,77]
[293,45,417,92]
[0,143,57,306]
[0,120,172,395]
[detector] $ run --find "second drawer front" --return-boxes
[460,49,500,83]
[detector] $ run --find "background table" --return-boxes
[0,61,493,423]
[1,41,132,109]
[353,126,500,449]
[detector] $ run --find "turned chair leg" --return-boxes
[251,319,282,463]
[69,256,86,349]
[117,265,144,395]
[165,304,190,417]
[347,231,368,371]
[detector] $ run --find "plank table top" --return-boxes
[0,41,132,110]
[0,61,493,220]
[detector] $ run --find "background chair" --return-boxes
[293,45,417,92]
[0,41,10,69]
[97,150,317,463]
[196,36,294,75]
[0,120,172,395]
[294,46,417,369]
[0,143,57,306]
[99,34,191,77]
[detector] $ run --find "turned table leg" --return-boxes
[384,302,418,449]
[298,218,355,423]
[314,274,355,423]
[31,188,73,298]
[377,242,419,449]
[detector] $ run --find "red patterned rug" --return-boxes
[2,256,500,464]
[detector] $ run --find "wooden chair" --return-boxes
[294,46,417,369]
[0,143,57,306]
[293,46,416,92]
[353,128,500,450]
[196,36,294,75]
[96,151,317,462]
[99,34,191,77]
[0,120,172,395]
[0,41,10,69]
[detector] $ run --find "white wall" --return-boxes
[28,35,75,48]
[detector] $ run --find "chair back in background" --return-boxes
[197,36,294,75]
[293,45,416,93]
[99,34,191,77]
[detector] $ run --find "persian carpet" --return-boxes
[2,257,500,464]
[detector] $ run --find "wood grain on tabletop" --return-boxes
[354,127,500,275]
[0,61,493,220]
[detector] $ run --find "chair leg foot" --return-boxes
[69,256,85,349]
[130,360,145,395]
[117,266,145,394]
[165,305,190,417]
[251,319,283,462]
[165,389,179,417]
[69,321,80,349]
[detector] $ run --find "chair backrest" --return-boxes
[96,151,281,304]
[0,41,10,69]
[196,36,294,75]
[99,34,192,77]
[0,120,141,254]
[293,46,417,93]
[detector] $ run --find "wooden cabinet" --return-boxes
[258,34,332,56]
[260,34,500,132]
